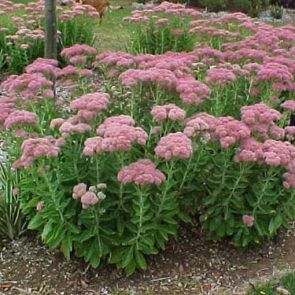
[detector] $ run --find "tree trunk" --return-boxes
[44,0,57,59]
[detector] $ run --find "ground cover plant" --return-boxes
[0,1,295,276]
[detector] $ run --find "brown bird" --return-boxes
[76,0,110,23]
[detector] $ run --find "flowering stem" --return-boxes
[117,153,125,211]
[252,168,277,216]
[135,186,145,250]
[42,169,64,222]
[156,159,176,218]
[246,77,253,103]
[224,164,246,209]
[92,207,102,248]
[179,153,194,192]
[95,155,100,184]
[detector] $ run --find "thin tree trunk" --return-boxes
[44,0,57,59]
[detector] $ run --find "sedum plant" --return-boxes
[0,2,295,275]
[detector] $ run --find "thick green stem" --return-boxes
[42,170,64,222]
[156,160,176,218]
[135,186,145,250]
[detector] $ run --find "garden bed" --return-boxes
[1,222,295,294]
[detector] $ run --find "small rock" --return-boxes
[276,286,290,295]
[131,3,145,10]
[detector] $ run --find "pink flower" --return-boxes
[215,117,250,148]
[151,104,185,122]
[205,68,236,85]
[50,118,65,129]
[59,121,92,135]
[176,76,211,105]
[69,55,87,64]
[81,191,99,209]
[12,188,19,196]
[242,215,254,227]
[234,137,264,162]
[36,201,44,212]
[12,136,60,169]
[61,44,96,59]
[155,132,193,160]
[281,100,295,111]
[285,126,295,141]
[4,110,37,129]
[70,92,110,114]
[117,159,165,185]
[83,115,147,155]
[25,58,60,78]
[72,183,87,199]
[241,103,281,139]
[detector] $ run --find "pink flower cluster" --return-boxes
[256,62,293,85]
[1,73,53,99]
[155,132,193,160]
[25,58,60,78]
[72,182,106,209]
[214,116,250,148]
[95,51,135,69]
[235,138,295,189]
[4,110,37,129]
[0,96,16,127]
[184,112,219,140]
[176,76,211,105]
[185,113,250,147]
[137,51,194,77]
[12,136,60,169]
[205,68,237,85]
[241,103,283,139]
[83,115,148,155]
[281,100,295,111]
[285,127,295,142]
[59,121,92,135]
[151,104,185,122]
[120,68,178,90]
[242,215,255,227]
[117,159,165,185]
[234,137,264,162]
[61,44,96,65]
[123,1,201,23]
[70,92,110,115]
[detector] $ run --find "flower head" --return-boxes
[117,159,165,185]
[155,132,193,160]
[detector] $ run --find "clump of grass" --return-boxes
[248,272,295,294]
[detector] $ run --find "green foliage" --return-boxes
[129,19,195,55]
[270,5,284,19]
[0,162,27,240]
[232,0,270,17]
[197,0,229,12]
[0,6,97,74]
[58,15,96,54]
[197,0,270,17]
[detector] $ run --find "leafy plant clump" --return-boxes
[270,5,284,19]
[0,162,27,240]
[0,1,295,276]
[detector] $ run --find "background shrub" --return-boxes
[197,0,229,12]
[129,19,195,54]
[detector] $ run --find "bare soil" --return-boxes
[0,221,295,295]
